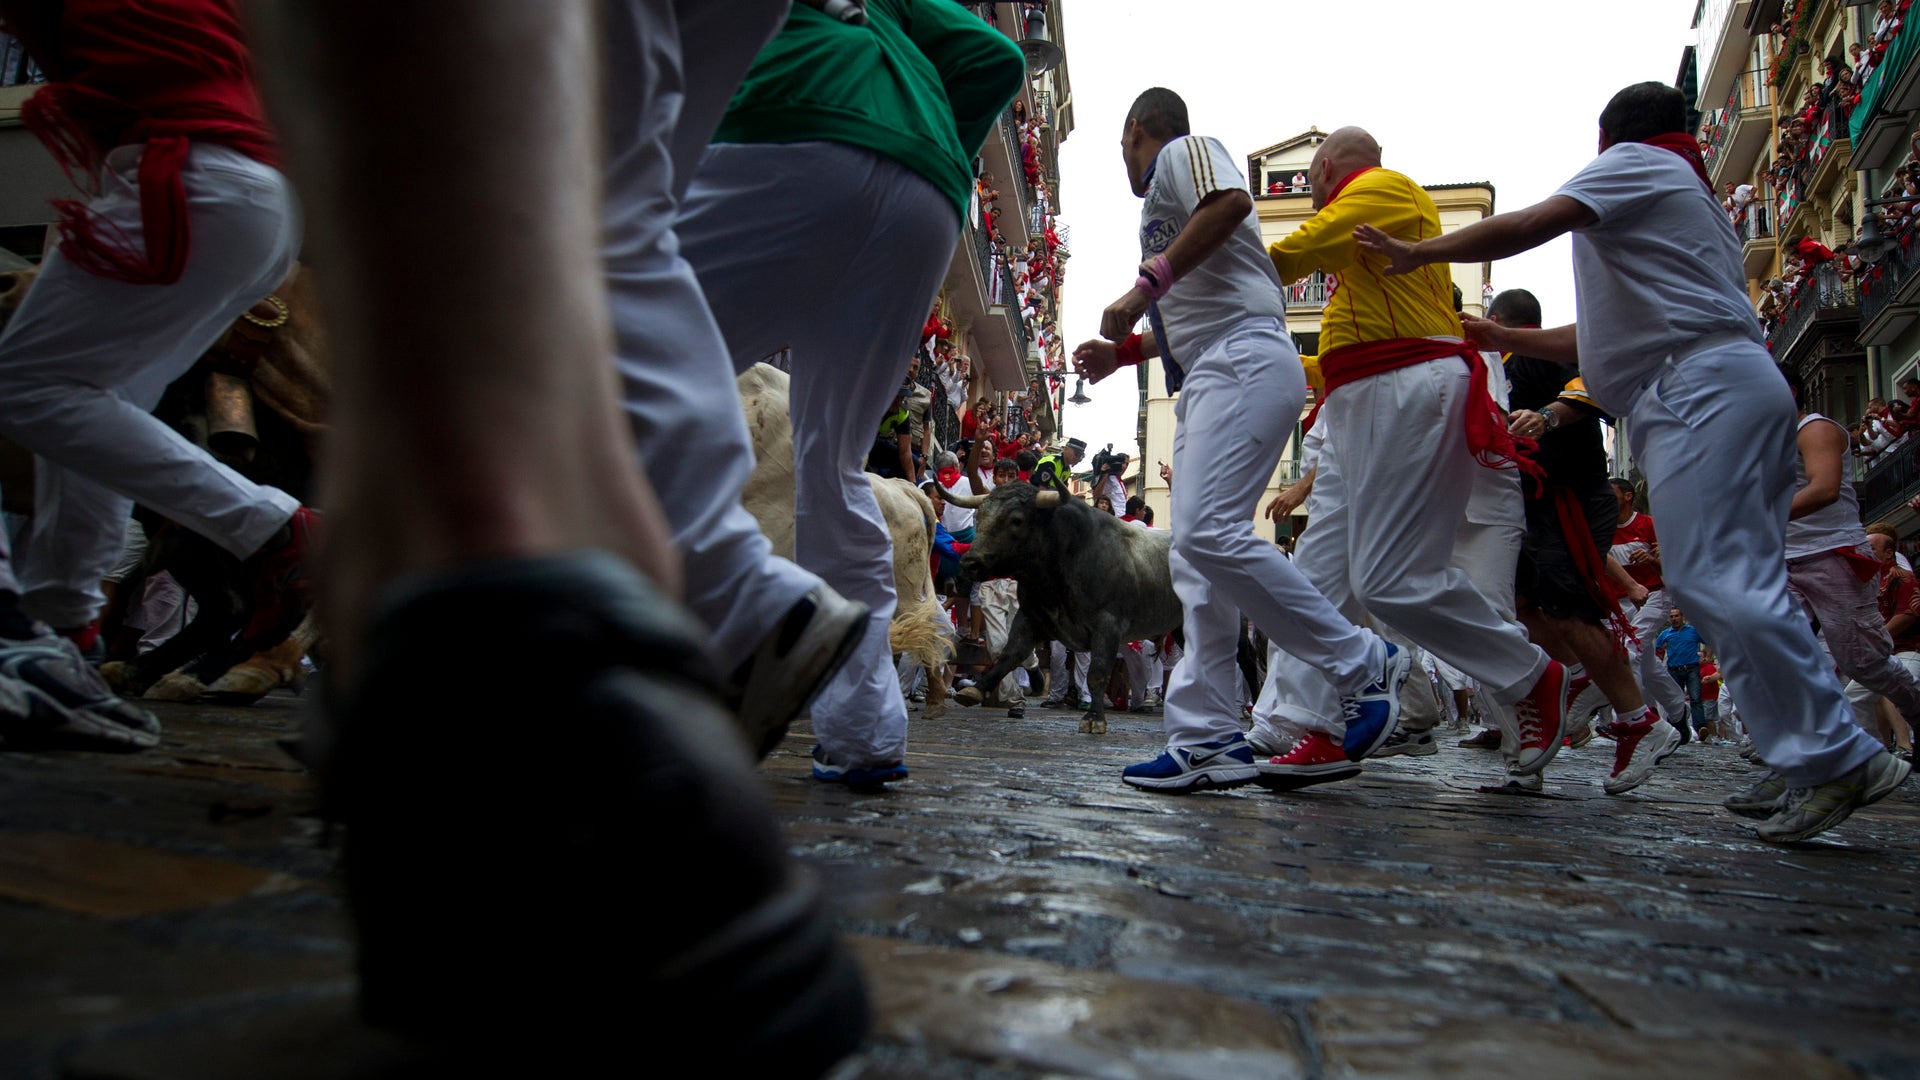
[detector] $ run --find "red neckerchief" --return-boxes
[1324,166,1377,205]
[1638,133,1712,191]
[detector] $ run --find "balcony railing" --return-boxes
[1001,259,1030,362]
[1701,68,1772,176]
[1768,263,1857,356]
[1859,232,1920,329]
[1859,438,1920,524]
[1285,273,1332,311]
[1737,200,1772,244]
[1000,108,1037,211]
[910,345,962,452]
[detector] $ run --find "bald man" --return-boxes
[1254,126,1570,784]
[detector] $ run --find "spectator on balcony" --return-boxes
[1291,170,1307,192]
[1900,375,1920,410]
[1267,178,1286,195]
[1853,42,1874,87]
[1876,0,1903,51]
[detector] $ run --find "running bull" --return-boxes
[936,481,1181,734]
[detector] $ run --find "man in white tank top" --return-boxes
[1777,367,1920,755]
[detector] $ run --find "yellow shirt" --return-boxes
[1268,168,1460,355]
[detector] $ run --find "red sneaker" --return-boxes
[240,507,321,643]
[1601,709,1681,795]
[1254,730,1361,791]
[1510,660,1567,777]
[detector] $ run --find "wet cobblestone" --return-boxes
[1,695,1916,1077]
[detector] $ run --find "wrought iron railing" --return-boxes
[1767,263,1857,356]
[1859,232,1920,328]
[1701,69,1772,177]
[1737,200,1772,243]
[1000,108,1037,212]
[1859,437,1920,524]
[1001,259,1030,361]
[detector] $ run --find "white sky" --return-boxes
[1052,0,1697,457]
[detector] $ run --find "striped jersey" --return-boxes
[1139,135,1286,364]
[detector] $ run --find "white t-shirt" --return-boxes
[1096,474,1126,515]
[1139,135,1287,366]
[1553,143,1762,415]
[943,474,991,534]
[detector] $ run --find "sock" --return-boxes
[1615,706,1651,728]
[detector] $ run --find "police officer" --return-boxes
[1032,437,1085,495]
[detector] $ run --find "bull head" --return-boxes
[955,481,1069,581]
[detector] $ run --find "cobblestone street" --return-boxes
[2,695,1917,1078]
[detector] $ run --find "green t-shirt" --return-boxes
[712,0,1027,222]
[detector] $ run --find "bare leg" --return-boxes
[1518,607,1645,716]
[249,1,678,671]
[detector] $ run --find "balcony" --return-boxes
[1859,439,1920,525]
[1858,231,1920,345]
[1768,263,1859,368]
[1284,273,1331,312]
[1738,201,1775,279]
[1695,0,1755,116]
[1806,110,1852,196]
[1850,14,1920,171]
[940,216,1026,392]
[978,107,1031,249]
[1701,68,1773,185]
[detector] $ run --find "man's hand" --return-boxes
[1459,313,1511,353]
[1509,408,1548,439]
[1101,286,1150,342]
[1158,460,1172,484]
[1627,547,1655,567]
[1352,224,1425,276]
[1265,480,1310,521]
[1624,583,1649,607]
[1073,338,1120,385]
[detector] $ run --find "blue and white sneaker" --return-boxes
[1121,733,1260,792]
[811,745,908,790]
[1340,641,1410,762]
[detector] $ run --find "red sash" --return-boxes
[1315,337,1546,487]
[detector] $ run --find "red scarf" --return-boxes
[9,0,278,286]
[1316,337,1546,488]
[1551,486,1637,646]
[1639,132,1712,191]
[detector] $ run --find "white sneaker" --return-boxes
[727,586,868,758]
[1501,758,1543,793]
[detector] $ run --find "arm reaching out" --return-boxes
[1354,195,1596,276]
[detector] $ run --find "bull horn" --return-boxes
[1034,490,1063,509]
[937,482,987,509]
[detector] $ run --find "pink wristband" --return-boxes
[1136,253,1174,299]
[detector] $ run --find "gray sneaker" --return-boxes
[727,586,869,759]
[1501,757,1543,793]
[1755,752,1912,843]
[0,628,159,751]
[1372,729,1438,758]
[1723,770,1789,818]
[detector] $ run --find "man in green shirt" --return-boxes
[660,0,1025,789]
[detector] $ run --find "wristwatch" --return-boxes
[1540,406,1561,432]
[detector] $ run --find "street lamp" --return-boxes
[1855,199,1902,264]
[1067,377,1091,405]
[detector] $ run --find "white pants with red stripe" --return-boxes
[0,143,300,628]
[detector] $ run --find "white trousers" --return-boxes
[1254,470,1521,747]
[1629,342,1881,787]
[603,0,820,673]
[678,141,957,768]
[976,577,1024,707]
[1164,317,1382,747]
[0,143,300,626]
[1287,358,1547,735]
[1846,651,1920,736]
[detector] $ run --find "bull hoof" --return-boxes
[1077,715,1107,735]
[922,702,948,721]
[98,661,135,694]
[203,664,282,705]
[953,686,985,708]
[145,672,208,703]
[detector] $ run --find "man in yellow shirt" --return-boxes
[1256,127,1569,782]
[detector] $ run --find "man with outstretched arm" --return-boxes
[1357,81,1909,843]
[1072,89,1408,794]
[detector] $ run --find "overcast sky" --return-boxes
[1052,0,1697,456]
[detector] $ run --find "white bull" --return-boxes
[736,364,952,720]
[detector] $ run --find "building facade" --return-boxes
[1137,128,1493,537]
[1687,0,1920,540]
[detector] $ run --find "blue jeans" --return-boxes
[1668,663,1708,732]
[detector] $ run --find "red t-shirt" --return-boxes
[1699,661,1721,701]
[1879,567,1920,653]
[1612,511,1664,591]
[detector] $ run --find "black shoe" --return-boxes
[1007,706,1025,719]
[324,553,868,1071]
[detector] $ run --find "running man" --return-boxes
[1358,81,1909,842]
[1254,127,1569,786]
[1073,89,1408,793]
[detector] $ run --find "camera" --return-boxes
[1089,443,1128,478]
